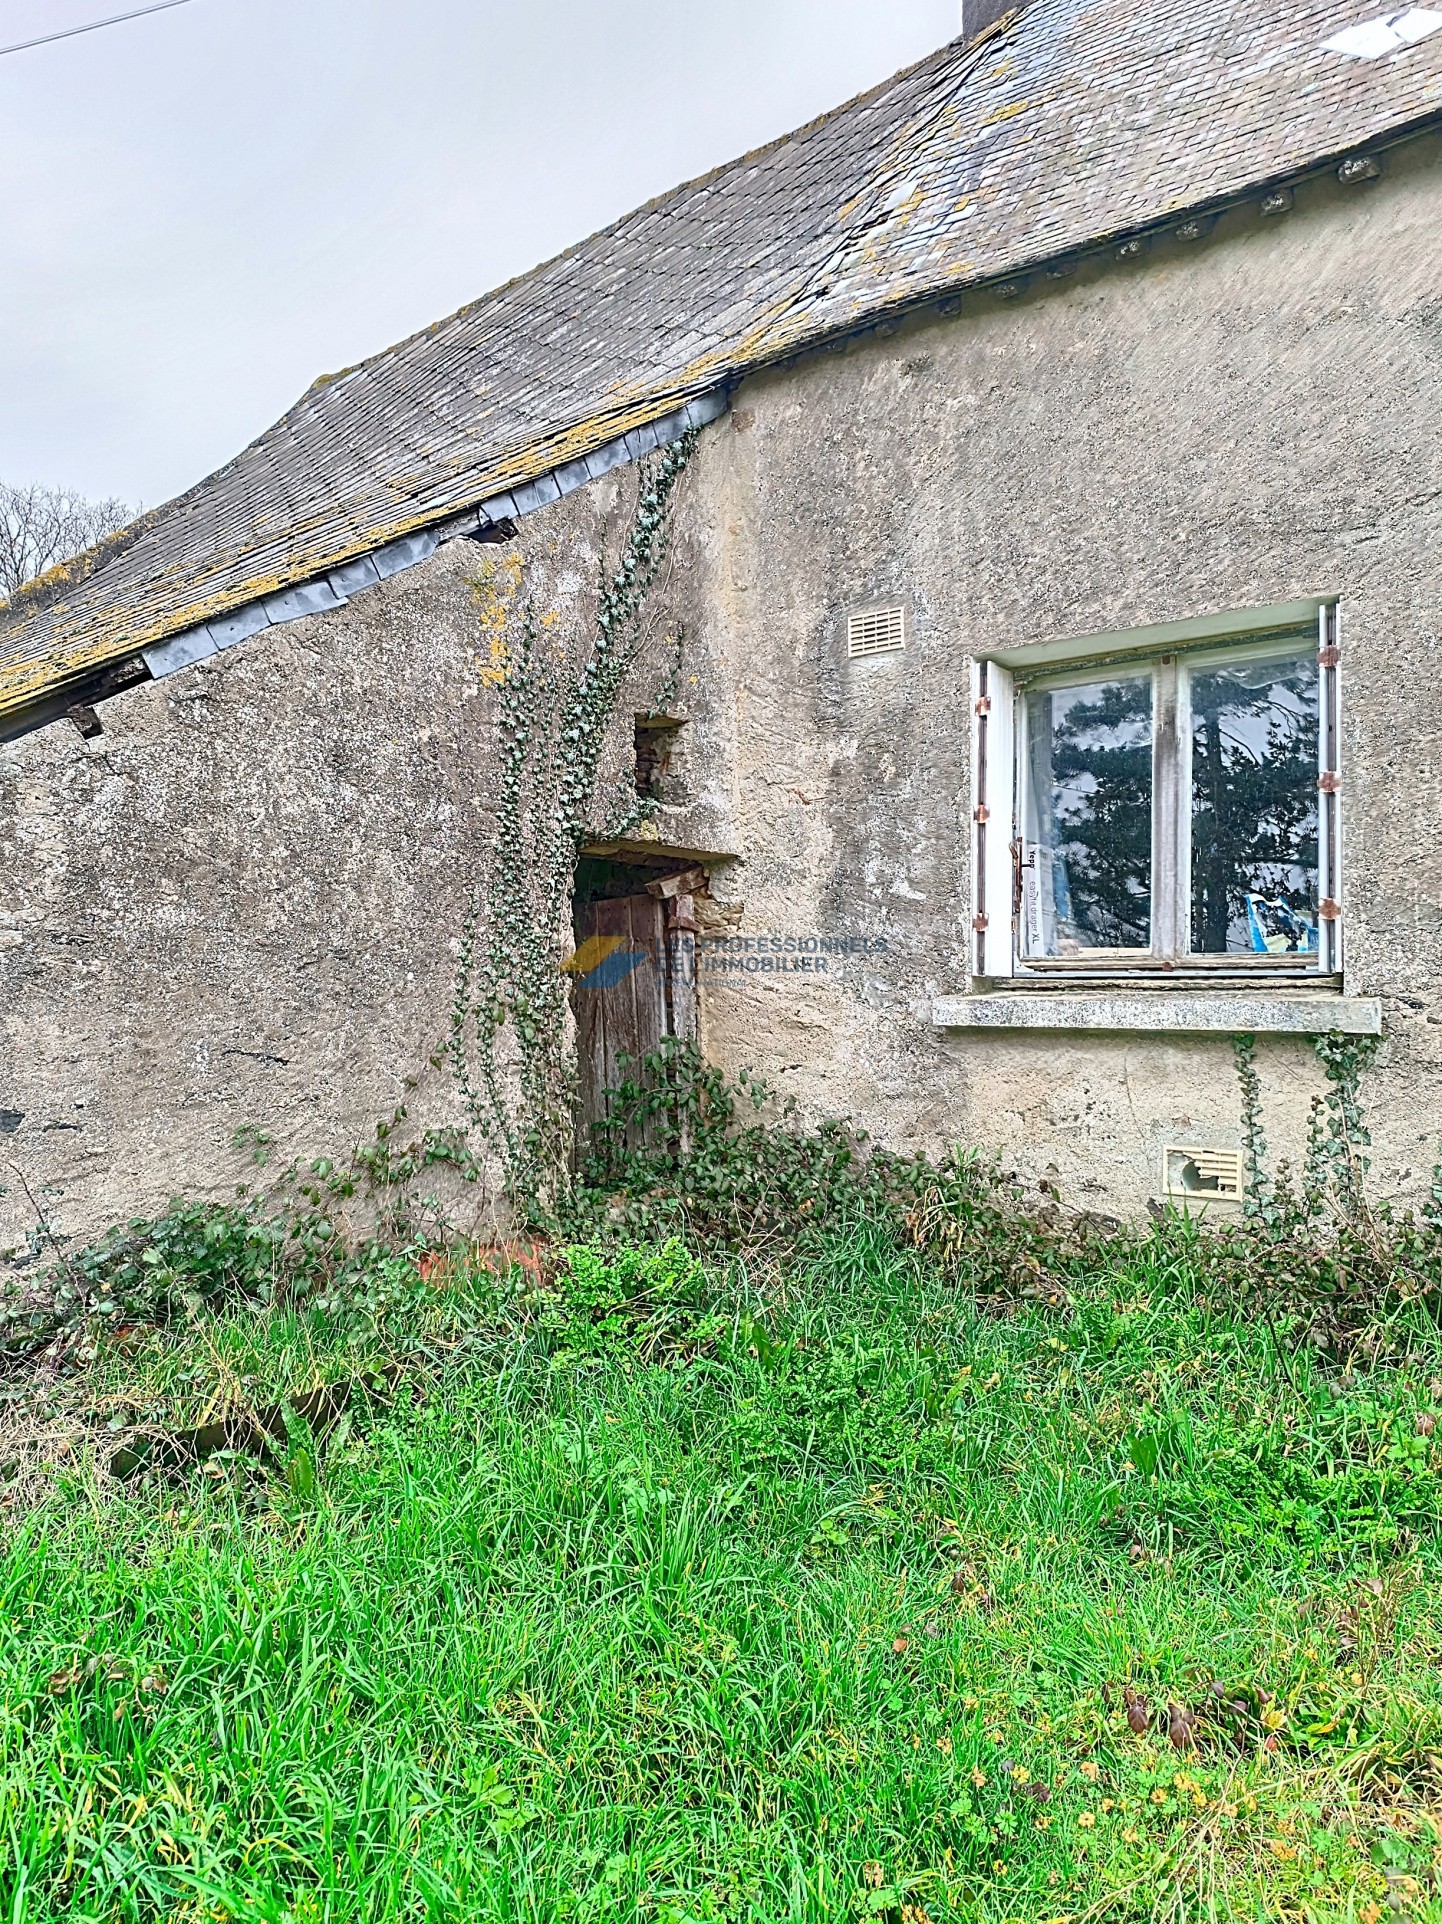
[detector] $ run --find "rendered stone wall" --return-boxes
[4,129,1441,1255]
[679,128,1442,1215]
[0,470,724,1258]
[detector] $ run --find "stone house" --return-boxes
[4,0,1442,1254]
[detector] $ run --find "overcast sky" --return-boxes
[0,0,958,511]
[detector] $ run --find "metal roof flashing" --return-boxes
[131,388,728,692]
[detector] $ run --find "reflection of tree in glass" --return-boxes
[1191,657,1318,953]
[1050,680,1153,947]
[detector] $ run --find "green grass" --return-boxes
[3,1224,1442,1921]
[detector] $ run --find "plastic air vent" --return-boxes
[1163,1146,1245,1204]
[847,606,906,660]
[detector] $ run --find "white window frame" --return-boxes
[971,601,1342,983]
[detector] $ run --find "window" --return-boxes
[971,604,1341,980]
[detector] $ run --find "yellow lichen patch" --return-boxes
[0,369,753,720]
[466,550,525,686]
[980,100,1030,129]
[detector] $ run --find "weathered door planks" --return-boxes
[573,892,670,1136]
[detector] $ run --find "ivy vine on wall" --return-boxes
[449,432,696,1216]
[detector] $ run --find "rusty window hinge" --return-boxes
[1318,772,1341,793]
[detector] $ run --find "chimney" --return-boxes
[960,0,1014,40]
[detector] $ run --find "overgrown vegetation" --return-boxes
[0,1109,479,1370]
[569,1035,1442,1356]
[1227,1031,1442,1358]
[8,1027,1439,1382]
[6,1041,1442,1918]
[448,439,695,1216]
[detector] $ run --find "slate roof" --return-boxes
[4,0,1441,721]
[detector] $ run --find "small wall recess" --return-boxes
[1162,1145,1245,1203]
[633,714,684,800]
[847,606,906,659]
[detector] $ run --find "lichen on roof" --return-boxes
[3,0,1440,720]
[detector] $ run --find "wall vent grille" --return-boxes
[847,605,906,659]
[1163,1145,1245,1203]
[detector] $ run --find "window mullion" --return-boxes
[1151,659,1184,957]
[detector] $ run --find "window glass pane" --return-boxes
[1022,674,1153,955]
[1189,649,1319,955]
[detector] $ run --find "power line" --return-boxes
[0,0,193,60]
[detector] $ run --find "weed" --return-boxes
[566,1040,925,1248]
[1,1108,481,1367]
[6,1046,1442,1917]
[1223,1033,1442,1356]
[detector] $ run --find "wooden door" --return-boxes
[572,893,669,1137]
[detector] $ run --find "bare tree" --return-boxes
[0,481,135,602]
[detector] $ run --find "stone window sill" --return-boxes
[931,992,1381,1036]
